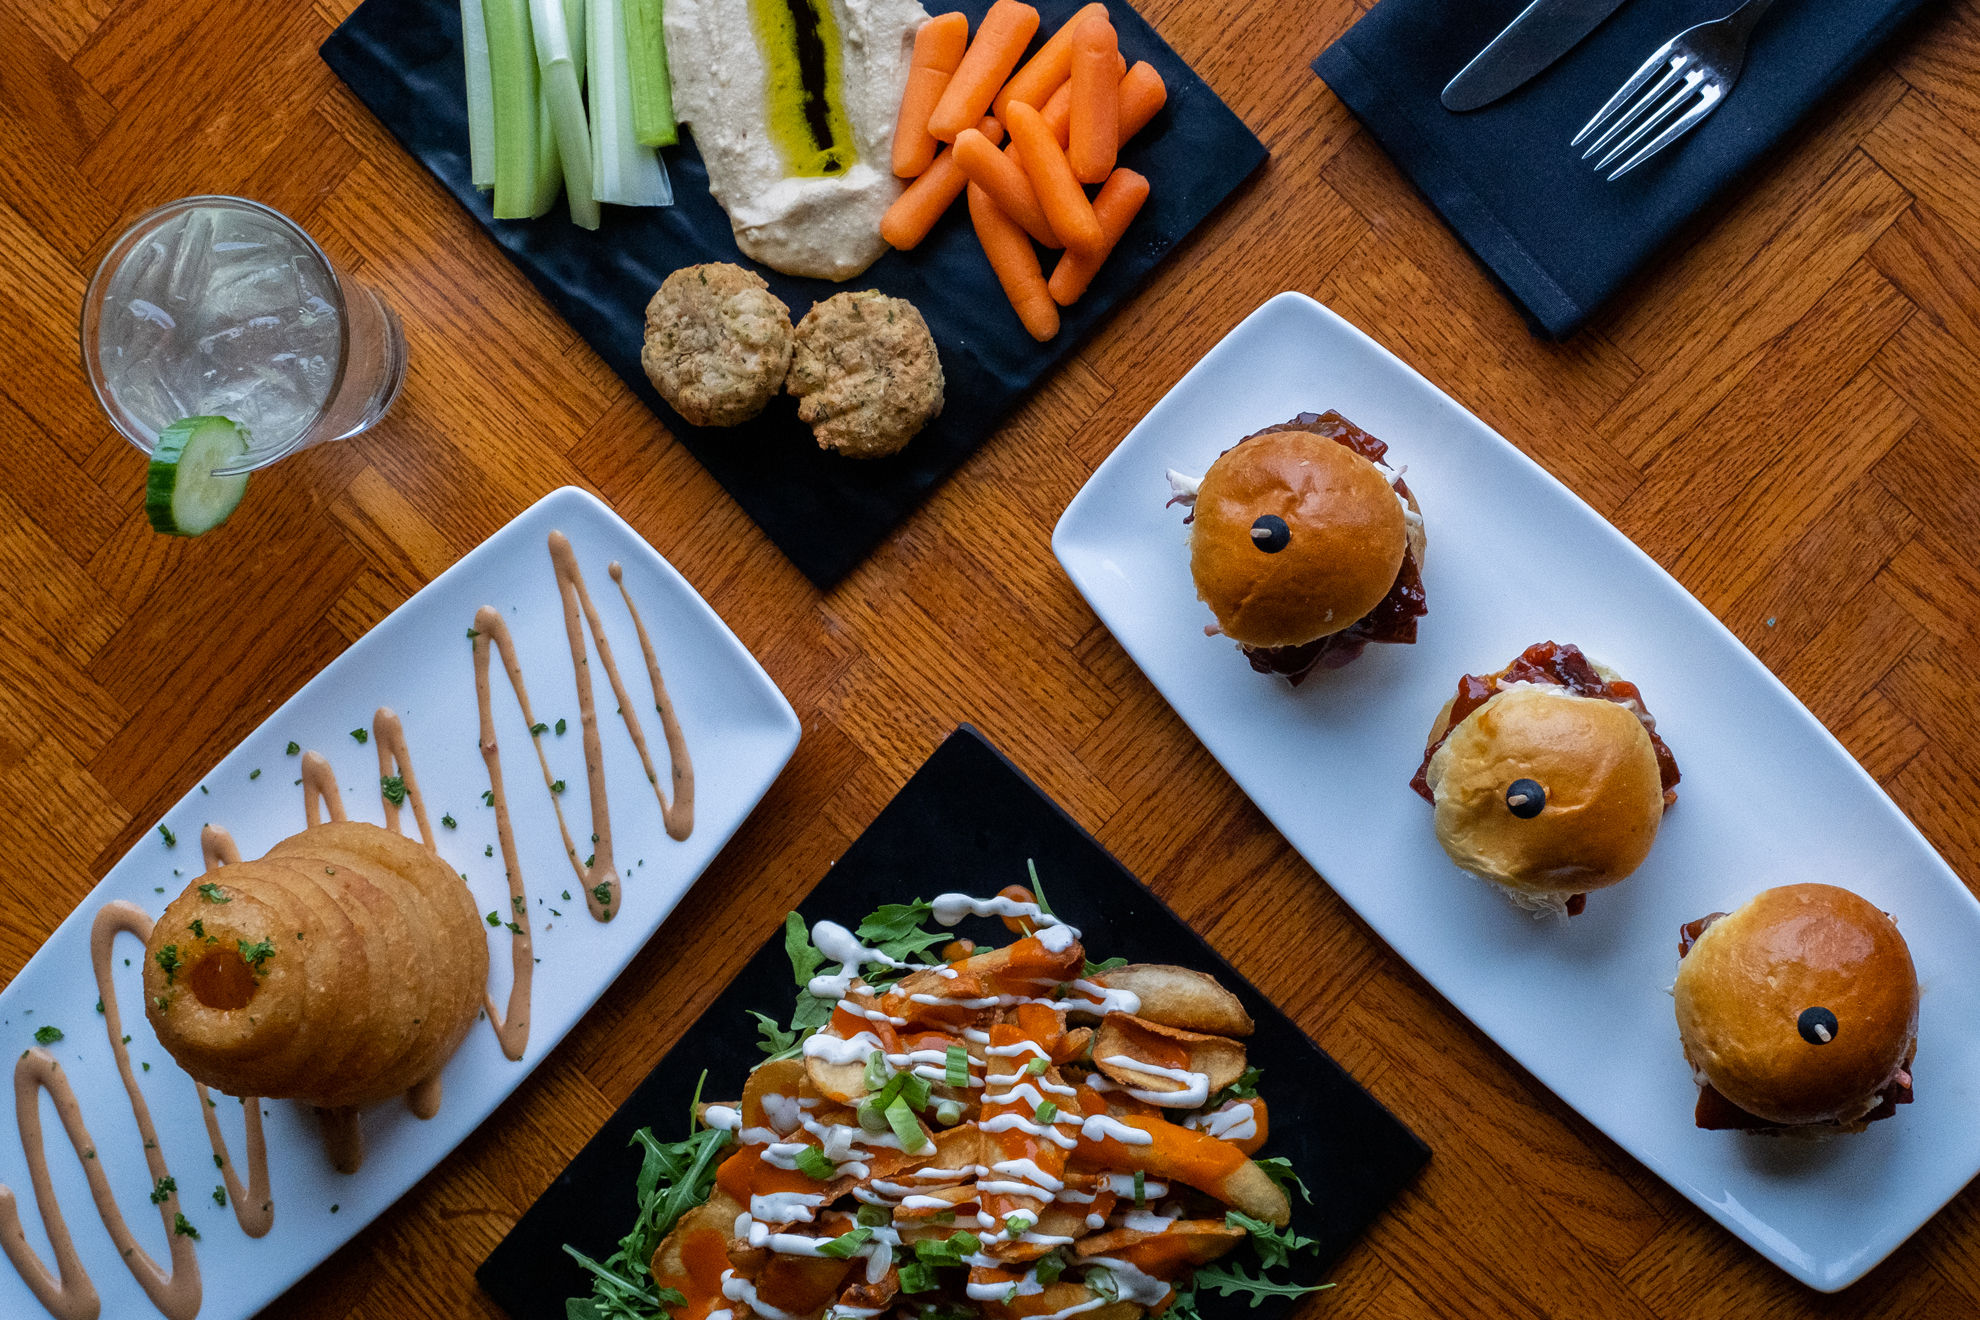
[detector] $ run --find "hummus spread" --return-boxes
[666,0,930,280]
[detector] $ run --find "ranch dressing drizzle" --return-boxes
[0,902,202,1320]
[607,560,694,841]
[470,605,537,1062]
[191,826,273,1237]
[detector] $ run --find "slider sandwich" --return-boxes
[1675,884,1917,1135]
[1412,642,1680,917]
[1167,410,1426,683]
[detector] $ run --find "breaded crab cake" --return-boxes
[641,263,793,427]
[785,290,944,459]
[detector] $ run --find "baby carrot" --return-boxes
[928,0,1039,142]
[893,12,971,178]
[1006,99,1103,254]
[954,126,1060,248]
[1116,60,1167,143]
[1028,51,1125,149]
[992,0,1108,121]
[968,181,1059,342]
[1067,13,1119,184]
[882,116,1005,250]
[1047,167,1148,305]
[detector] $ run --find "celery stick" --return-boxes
[622,0,677,147]
[483,0,555,217]
[463,0,497,188]
[589,0,673,204]
[529,0,602,229]
[564,0,586,86]
[532,92,564,217]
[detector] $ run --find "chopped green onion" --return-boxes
[818,1226,872,1259]
[856,1204,891,1228]
[885,1096,928,1152]
[857,1099,891,1134]
[897,1262,938,1294]
[793,1146,835,1181]
[935,1099,964,1126]
[1004,1213,1033,1238]
[945,1045,969,1088]
[899,1070,932,1111]
[1025,1057,1049,1076]
[1034,1101,1058,1126]
[621,0,677,145]
[864,1050,891,1093]
[1133,1170,1145,1208]
[528,0,601,229]
[1036,1251,1065,1285]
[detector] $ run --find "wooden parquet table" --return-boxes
[4,0,1980,1314]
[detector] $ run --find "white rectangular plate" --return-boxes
[0,486,800,1320]
[1051,292,1980,1292]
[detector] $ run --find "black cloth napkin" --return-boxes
[1313,0,1932,339]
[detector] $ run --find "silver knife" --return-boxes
[1441,0,1633,112]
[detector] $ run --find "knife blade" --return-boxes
[1441,0,1632,112]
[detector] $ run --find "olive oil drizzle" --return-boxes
[748,0,856,176]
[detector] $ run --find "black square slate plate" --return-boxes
[320,0,1267,589]
[476,725,1428,1319]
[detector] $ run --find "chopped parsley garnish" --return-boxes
[555,718,567,735]
[592,883,612,906]
[467,628,479,639]
[505,922,522,936]
[793,1145,835,1181]
[157,825,176,848]
[285,741,300,755]
[511,895,524,913]
[530,722,548,736]
[485,845,494,857]
[212,1185,227,1208]
[482,790,495,807]
[197,883,229,904]
[189,919,205,939]
[551,779,568,794]
[248,769,261,780]
[349,728,368,744]
[155,945,184,985]
[150,1176,177,1205]
[237,939,276,974]
[485,911,501,927]
[173,1214,199,1240]
[32,1026,62,1046]
[441,813,458,829]
[380,775,407,806]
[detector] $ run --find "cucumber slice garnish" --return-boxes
[146,416,251,537]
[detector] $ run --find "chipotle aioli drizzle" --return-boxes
[471,605,540,1063]
[192,826,272,1237]
[0,903,202,1320]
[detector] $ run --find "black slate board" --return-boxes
[319,1,1267,588]
[476,725,1428,1319]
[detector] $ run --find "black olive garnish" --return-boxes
[1798,1007,1838,1045]
[1249,515,1290,553]
[1506,779,1545,818]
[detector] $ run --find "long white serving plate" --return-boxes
[0,486,800,1320]
[1051,292,1980,1292]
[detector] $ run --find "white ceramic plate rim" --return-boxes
[0,486,800,1320]
[1051,292,1980,1292]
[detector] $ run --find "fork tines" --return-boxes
[1571,42,1722,180]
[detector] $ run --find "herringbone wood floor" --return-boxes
[4,0,1980,1314]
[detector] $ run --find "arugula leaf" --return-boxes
[1190,1262,1333,1307]
[1025,859,1054,916]
[1252,1156,1313,1205]
[1083,956,1128,977]
[856,901,950,967]
[750,1010,800,1060]
[564,1114,733,1319]
[1224,1211,1318,1271]
[1164,1289,1203,1320]
[784,912,824,988]
[1206,1066,1263,1108]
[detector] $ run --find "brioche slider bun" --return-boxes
[1674,884,1918,1132]
[1424,683,1665,914]
[1189,428,1421,649]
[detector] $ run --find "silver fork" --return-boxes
[1570,0,1780,180]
